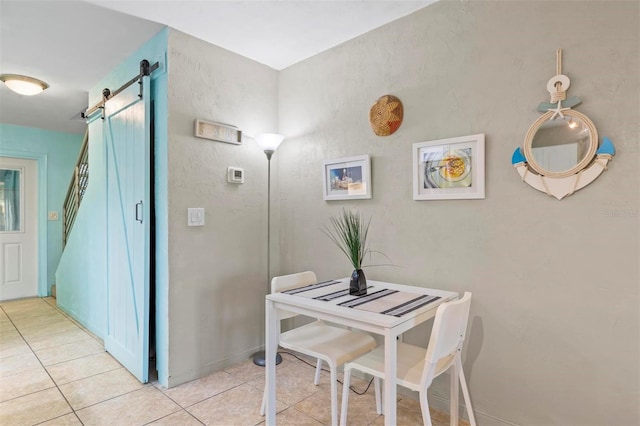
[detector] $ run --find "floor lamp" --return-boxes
[253,133,285,367]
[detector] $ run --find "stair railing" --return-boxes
[63,130,89,247]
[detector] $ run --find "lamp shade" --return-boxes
[255,133,284,153]
[0,74,49,96]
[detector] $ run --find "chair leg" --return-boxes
[456,357,477,426]
[419,390,433,426]
[450,362,459,426]
[314,358,322,385]
[260,385,266,416]
[340,367,352,426]
[330,365,339,426]
[374,377,382,414]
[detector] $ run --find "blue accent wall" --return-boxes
[55,28,169,383]
[0,124,83,296]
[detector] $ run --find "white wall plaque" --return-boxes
[194,119,242,145]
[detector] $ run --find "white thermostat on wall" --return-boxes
[227,167,244,183]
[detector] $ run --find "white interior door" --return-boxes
[104,77,151,383]
[0,157,38,301]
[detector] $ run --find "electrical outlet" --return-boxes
[48,211,59,221]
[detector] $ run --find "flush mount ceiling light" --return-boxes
[0,74,49,96]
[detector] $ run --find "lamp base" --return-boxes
[252,351,283,367]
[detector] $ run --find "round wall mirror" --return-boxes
[523,109,598,178]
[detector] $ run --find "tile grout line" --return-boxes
[1,298,140,425]
[51,365,124,386]
[0,299,85,425]
[43,297,105,345]
[4,298,204,425]
[34,344,109,369]
[160,380,248,410]
[3,301,304,425]
[2,299,97,354]
[3,299,461,426]
[63,383,159,415]
[19,301,152,418]
[32,412,84,426]
[3,298,174,425]
[152,366,297,424]
[140,408,205,426]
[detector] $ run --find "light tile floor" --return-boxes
[0,297,469,426]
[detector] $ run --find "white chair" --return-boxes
[261,271,377,426]
[340,292,477,426]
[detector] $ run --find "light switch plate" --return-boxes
[187,208,205,226]
[48,211,59,221]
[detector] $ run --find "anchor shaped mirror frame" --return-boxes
[512,49,615,200]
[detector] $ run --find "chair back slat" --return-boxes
[422,292,472,387]
[271,271,317,320]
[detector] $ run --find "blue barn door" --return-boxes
[104,77,151,383]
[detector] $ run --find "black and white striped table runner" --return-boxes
[282,281,441,317]
[337,289,440,317]
[281,280,341,295]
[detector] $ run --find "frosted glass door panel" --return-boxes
[0,169,22,232]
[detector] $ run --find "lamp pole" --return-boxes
[253,134,284,367]
[265,150,273,292]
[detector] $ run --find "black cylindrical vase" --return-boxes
[350,269,367,296]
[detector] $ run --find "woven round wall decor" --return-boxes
[369,95,403,136]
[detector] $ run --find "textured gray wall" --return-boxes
[277,1,639,424]
[166,29,279,386]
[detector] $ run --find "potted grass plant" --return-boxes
[322,209,372,296]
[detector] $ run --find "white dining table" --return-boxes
[264,278,459,425]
